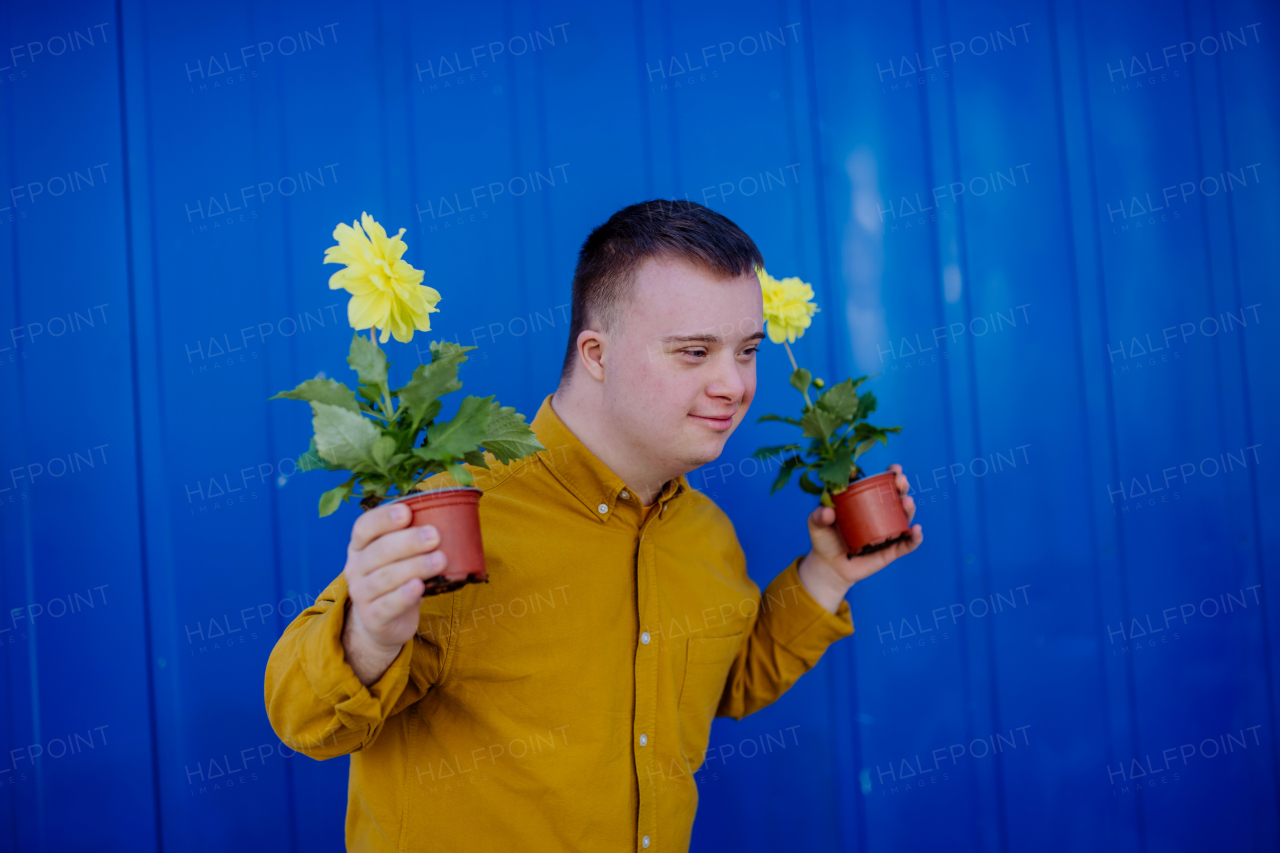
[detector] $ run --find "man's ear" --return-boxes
[576,329,606,382]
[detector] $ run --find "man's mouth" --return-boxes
[688,413,735,432]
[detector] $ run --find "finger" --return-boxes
[350,502,414,552]
[353,524,442,577]
[902,494,916,524]
[893,524,924,557]
[360,551,448,601]
[894,471,909,496]
[807,506,836,529]
[396,577,426,604]
[367,577,427,628]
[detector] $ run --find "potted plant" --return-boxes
[271,213,544,595]
[752,268,911,556]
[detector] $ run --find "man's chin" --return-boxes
[676,437,732,472]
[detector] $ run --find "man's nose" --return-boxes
[706,352,747,401]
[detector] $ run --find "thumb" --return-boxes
[808,506,836,531]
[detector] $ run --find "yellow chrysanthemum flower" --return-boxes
[324,212,441,344]
[757,266,819,344]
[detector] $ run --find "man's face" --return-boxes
[600,255,764,484]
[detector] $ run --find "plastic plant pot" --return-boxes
[830,471,912,557]
[384,487,487,596]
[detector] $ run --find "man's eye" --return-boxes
[740,346,758,357]
[683,348,708,358]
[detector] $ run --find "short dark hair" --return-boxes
[559,199,764,383]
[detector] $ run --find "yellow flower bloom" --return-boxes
[757,267,819,344]
[324,212,441,344]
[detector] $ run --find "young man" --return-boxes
[265,200,922,851]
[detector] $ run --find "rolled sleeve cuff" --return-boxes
[758,557,855,661]
[297,582,414,731]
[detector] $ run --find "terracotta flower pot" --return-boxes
[831,471,912,557]
[384,487,488,596]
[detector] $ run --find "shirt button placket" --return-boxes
[635,539,658,853]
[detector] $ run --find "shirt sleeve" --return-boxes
[263,574,448,759]
[716,556,854,720]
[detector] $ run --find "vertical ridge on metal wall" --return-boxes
[0,3,34,841]
[910,2,981,848]
[1070,0,1146,846]
[1,12,15,838]
[798,0,837,379]
[113,0,164,848]
[501,0,534,393]
[1203,0,1280,824]
[935,0,1008,848]
[134,5,189,838]
[1043,0,1121,842]
[267,6,302,845]
[632,0,654,197]
[658,0,683,194]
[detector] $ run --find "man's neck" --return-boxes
[550,387,673,506]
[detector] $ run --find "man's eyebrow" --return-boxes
[659,330,766,345]
[660,333,721,344]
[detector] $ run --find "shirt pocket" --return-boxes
[676,633,744,768]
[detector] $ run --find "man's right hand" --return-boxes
[342,501,451,685]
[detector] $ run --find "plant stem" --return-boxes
[369,326,397,422]
[782,340,813,408]
[782,339,798,371]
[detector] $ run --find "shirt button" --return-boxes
[597,503,608,514]
[640,632,650,645]
[620,490,629,499]
[643,836,650,848]
[639,733,648,746]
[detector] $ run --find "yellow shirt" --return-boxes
[264,395,854,852]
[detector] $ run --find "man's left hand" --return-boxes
[797,464,923,614]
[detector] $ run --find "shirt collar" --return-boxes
[530,395,686,523]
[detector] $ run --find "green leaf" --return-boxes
[271,377,360,413]
[311,401,382,469]
[815,378,860,422]
[318,477,355,517]
[481,401,545,464]
[849,422,901,458]
[409,455,448,483]
[757,414,802,426]
[347,333,388,386]
[789,368,812,396]
[371,435,398,469]
[853,438,878,459]
[855,391,878,421]
[463,449,491,470]
[799,405,841,441]
[444,461,475,486]
[797,471,825,495]
[768,455,807,494]
[298,436,336,472]
[421,395,493,461]
[818,444,855,489]
[770,460,797,493]
[430,339,476,364]
[398,341,473,424]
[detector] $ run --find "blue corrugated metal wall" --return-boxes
[2,0,1277,850]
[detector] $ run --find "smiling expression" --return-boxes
[599,255,765,479]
